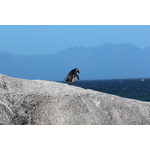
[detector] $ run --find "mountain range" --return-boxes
[0,43,150,81]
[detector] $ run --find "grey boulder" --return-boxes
[0,74,150,125]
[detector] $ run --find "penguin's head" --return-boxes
[76,68,80,74]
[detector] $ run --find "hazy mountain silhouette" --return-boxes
[0,43,150,81]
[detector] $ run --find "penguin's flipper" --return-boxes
[75,74,80,80]
[64,76,67,81]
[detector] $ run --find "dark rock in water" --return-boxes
[0,74,150,125]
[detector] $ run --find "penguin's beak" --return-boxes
[77,70,80,74]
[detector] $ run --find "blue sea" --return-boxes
[60,78,150,102]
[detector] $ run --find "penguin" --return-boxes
[65,68,80,84]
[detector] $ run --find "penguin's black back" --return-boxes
[68,68,77,76]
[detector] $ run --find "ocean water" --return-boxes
[60,78,150,102]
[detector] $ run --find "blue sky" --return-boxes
[0,25,150,55]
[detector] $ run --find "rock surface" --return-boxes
[0,74,150,125]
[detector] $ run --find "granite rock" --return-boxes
[0,74,150,125]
